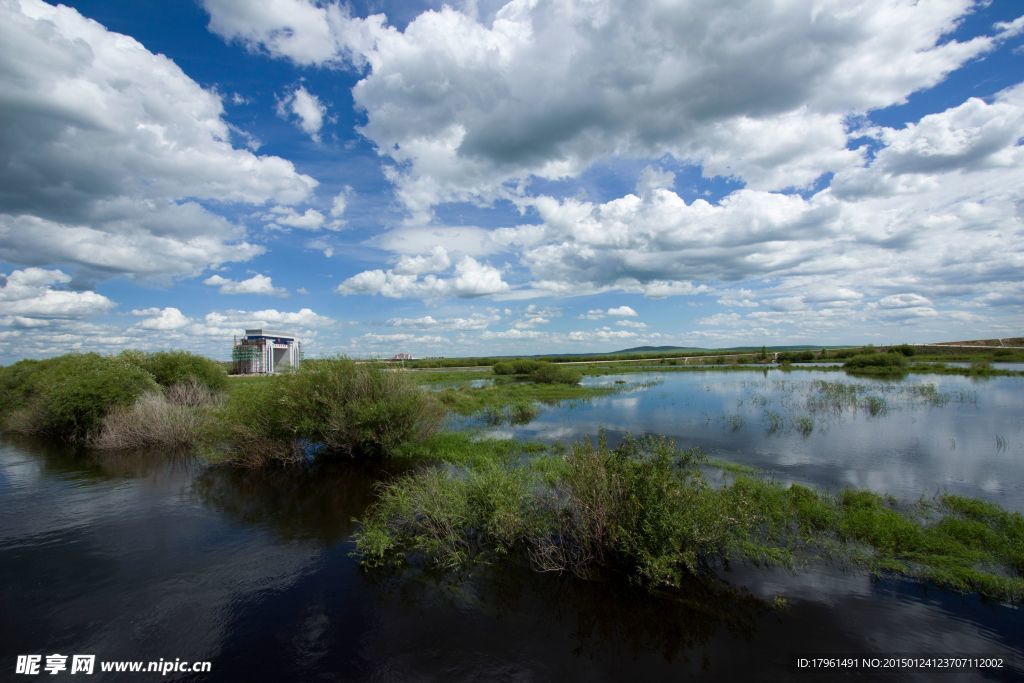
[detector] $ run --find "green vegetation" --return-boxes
[863,395,888,416]
[0,354,159,441]
[354,434,1024,601]
[492,359,547,375]
[120,350,228,392]
[0,353,442,462]
[843,352,907,371]
[493,359,583,384]
[95,383,222,451]
[433,376,612,417]
[211,359,443,464]
[795,416,814,436]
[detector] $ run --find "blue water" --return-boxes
[488,370,1024,510]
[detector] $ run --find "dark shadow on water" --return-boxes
[192,459,399,545]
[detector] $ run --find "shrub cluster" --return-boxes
[0,354,159,441]
[492,359,582,385]
[120,350,228,392]
[492,359,547,375]
[354,434,1024,601]
[0,353,441,462]
[776,351,816,362]
[890,344,917,357]
[217,359,444,462]
[357,434,737,589]
[843,352,907,370]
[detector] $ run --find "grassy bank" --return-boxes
[354,434,1024,602]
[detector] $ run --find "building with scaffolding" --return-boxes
[231,329,301,374]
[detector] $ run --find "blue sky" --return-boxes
[1,0,1022,362]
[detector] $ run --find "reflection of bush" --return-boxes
[365,552,763,666]
[193,461,387,544]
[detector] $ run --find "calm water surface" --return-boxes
[2,369,1023,680]
[490,370,1024,511]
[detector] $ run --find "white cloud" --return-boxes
[0,0,317,280]
[718,289,759,308]
[877,293,933,309]
[204,0,1006,214]
[277,85,326,141]
[579,305,638,319]
[263,206,328,231]
[134,307,191,330]
[386,311,500,331]
[338,253,509,298]
[203,274,288,296]
[0,268,114,319]
[568,327,639,342]
[202,0,346,66]
[325,186,352,228]
[393,246,452,275]
[480,328,547,340]
[362,332,447,344]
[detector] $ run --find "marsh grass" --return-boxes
[434,377,613,418]
[95,382,223,451]
[795,416,814,436]
[862,395,887,416]
[354,434,1024,601]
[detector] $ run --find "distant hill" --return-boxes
[610,345,701,354]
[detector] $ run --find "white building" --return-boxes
[232,329,301,374]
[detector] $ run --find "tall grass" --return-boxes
[95,382,222,451]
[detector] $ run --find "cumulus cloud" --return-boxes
[277,85,326,141]
[262,205,329,231]
[202,0,347,66]
[568,327,639,343]
[386,311,500,331]
[338,252,509,298]
[580,305,638,320]
[203,274,288,296]
[0,0,317,281]
[133,306,192,330]
[0,268,114,319]
[130,306,333,340]
[203,0,1005,214]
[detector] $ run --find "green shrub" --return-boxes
[353,433,1024,601]
[843,352,907,370]
[0,354,158,441]
[218,359,444,460]
[493,359,546,375]
[531,363,582,384]
[891,344,916,357]
[122,350,228,392]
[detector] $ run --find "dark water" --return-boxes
[2,369,1024,680]
[488,371,1024,512]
